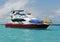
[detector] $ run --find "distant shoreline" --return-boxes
[50,24,60,26]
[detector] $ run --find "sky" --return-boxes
[0,0,60,24]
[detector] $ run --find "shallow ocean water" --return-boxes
[0,24,60,42]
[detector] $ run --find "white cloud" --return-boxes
[27,8,60,24]
[51,8,60,18]
[0,0,29,16]
[25,8,45,19]
[49,8,60,24]
[54,8,60,14]
[0,0,38,24]
[0,0,29,24]
[0,0,60,24]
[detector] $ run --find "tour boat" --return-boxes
[5,10,51,29]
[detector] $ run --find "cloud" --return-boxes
[26,8,60,24]
[0,0,37,24]
[53,8,60,14]
[0,0,60,24]
[49,8,60,18]
[0,0,29,24]
[48,8,60,24]
[0,0,29,16]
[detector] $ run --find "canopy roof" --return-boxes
[11,10,24,13]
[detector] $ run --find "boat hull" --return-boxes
[5,23,49,29]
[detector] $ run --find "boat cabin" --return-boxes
[10,10,32,24]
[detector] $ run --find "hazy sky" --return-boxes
[0,0,60,24]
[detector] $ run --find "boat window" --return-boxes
[22,16,28,18]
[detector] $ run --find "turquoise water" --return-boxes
[0,25,60,42]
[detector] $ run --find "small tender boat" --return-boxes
[5,10,51,29]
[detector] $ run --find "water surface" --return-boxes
[0,24,60,42]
